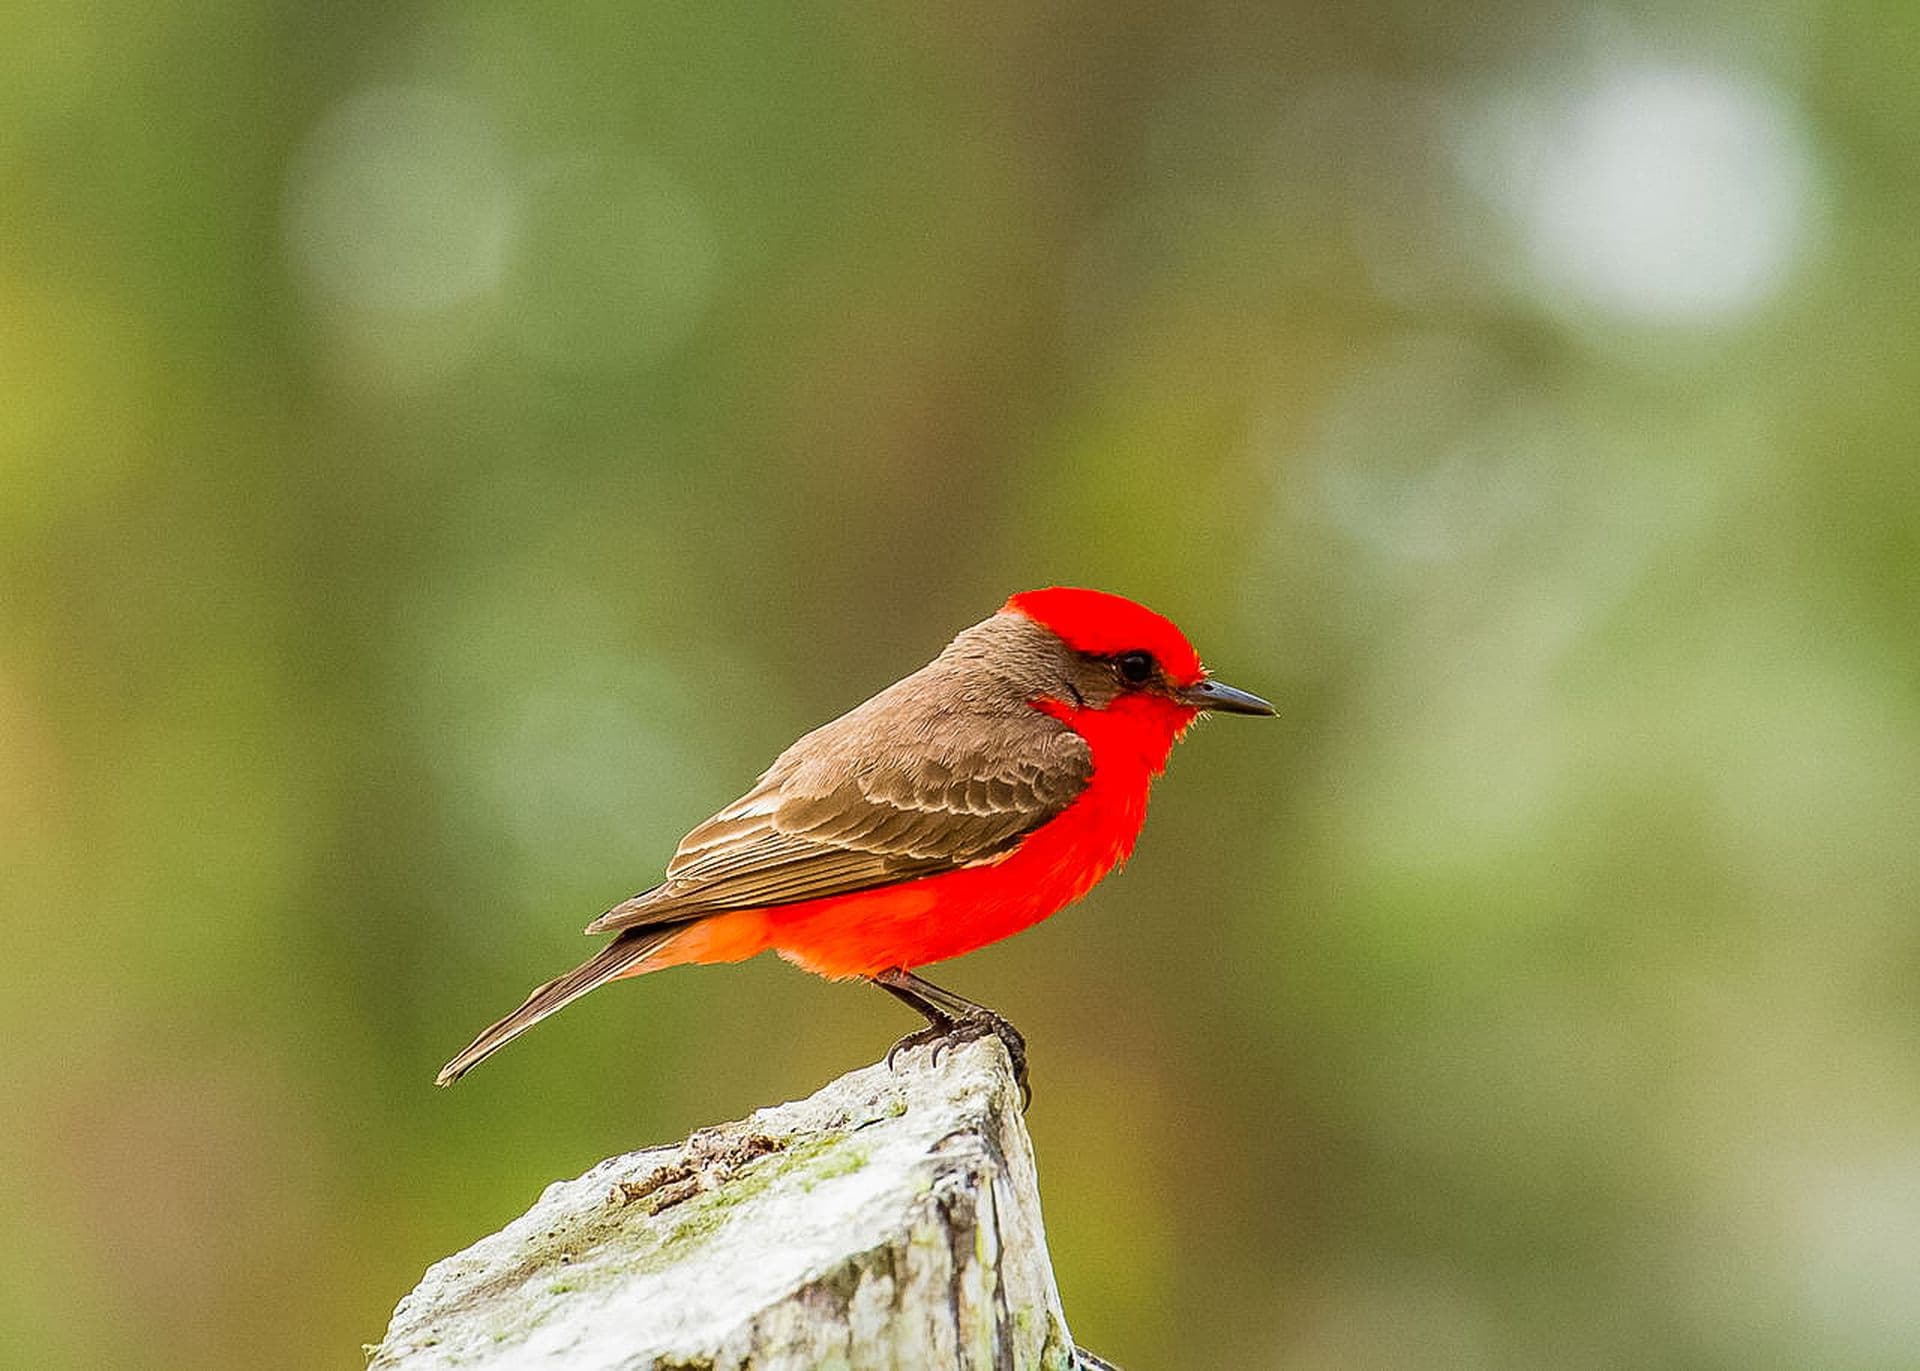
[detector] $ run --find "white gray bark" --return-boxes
[370,1039,1109,1370]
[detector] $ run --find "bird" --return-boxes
[435,587,1274,1091]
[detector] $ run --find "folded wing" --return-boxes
[587,704,1091,933]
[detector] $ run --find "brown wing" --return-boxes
[585,681,1091,934]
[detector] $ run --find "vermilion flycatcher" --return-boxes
[436,587,1273,1088]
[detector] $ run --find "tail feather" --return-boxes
[435,928,677,1086]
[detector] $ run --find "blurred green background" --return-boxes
[5,1,1918,1367]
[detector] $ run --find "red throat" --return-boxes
[1033,693,1196,777]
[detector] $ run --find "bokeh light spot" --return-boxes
[1503,62,1814,325]
[285,84,515,315]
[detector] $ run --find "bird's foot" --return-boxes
[884,1021,949,1072]
[886,1010,1030,1107]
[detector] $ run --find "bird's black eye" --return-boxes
[1115,651,1155,686]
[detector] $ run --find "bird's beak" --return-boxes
[1180,677,1276,716]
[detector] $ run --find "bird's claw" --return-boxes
[885,1023,949,1073]
[886,1010,1031,1108]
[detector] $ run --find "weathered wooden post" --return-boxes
[370,1038,1114,1369]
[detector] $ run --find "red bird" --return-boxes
[436,587,1273,1088]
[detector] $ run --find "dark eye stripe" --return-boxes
[1115,651,1155,685]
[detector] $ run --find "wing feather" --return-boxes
[586,696,1090,934]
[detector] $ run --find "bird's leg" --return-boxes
[870,967,1029,1100]
[874,971,957,1067]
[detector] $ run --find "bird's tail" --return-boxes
[435,927,680,1086]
